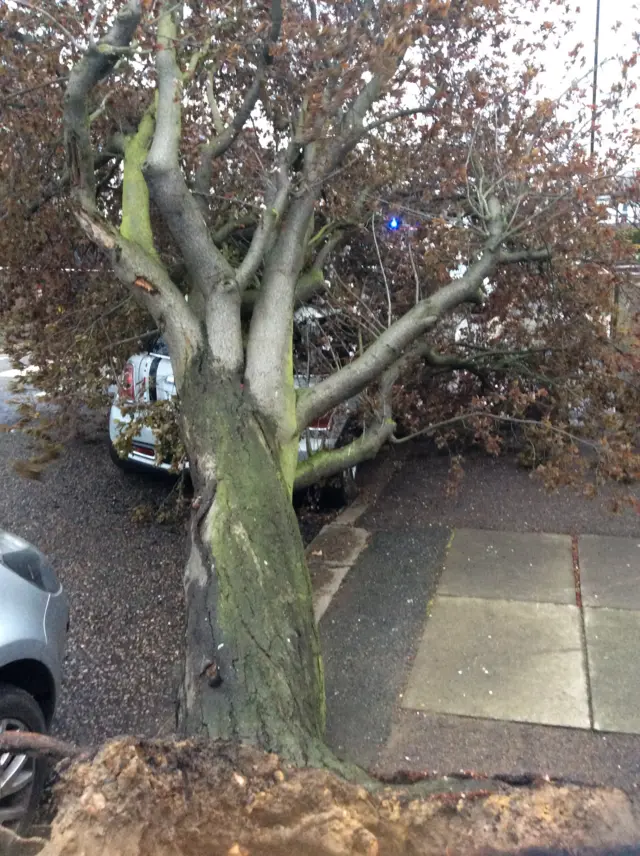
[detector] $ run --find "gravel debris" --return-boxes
[0,429,335,745]
[0,431,186,743]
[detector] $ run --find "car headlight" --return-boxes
[0,531,60,593]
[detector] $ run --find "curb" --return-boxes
[306,523,370,622]
[305,447,404,621]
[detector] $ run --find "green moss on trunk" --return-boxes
[120,109,156,253]
[178,356,327,765]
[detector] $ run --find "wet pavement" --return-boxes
[320,527,450,768]
[316,446,640,791]
[359,449,640,537]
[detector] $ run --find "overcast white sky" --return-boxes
[534,0,639,163]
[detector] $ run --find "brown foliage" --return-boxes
[0,1,638,492]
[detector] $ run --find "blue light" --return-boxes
[387,216,401,231]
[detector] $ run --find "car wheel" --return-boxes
[0,683,47,832]
[337,465,358,504]
[320,419,361,507]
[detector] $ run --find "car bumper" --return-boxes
[109,403,183,471]
[110,402,333,471]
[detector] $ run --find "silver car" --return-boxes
[0,531,68,829]
[109,337,360,500]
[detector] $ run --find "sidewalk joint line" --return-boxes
[573,534,594,730]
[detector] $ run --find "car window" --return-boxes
[149,336,169,356]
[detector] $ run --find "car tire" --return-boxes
[337,465,359,505]
[0,683,47,833]
[321,418,361,507]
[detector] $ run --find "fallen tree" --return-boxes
[1,0,638,768]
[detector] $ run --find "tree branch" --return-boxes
[498,247,551,264]
[205,71,225,135]
[121,107,156,253]
[363,88,444,135]
[294,419,394,489]
[211,217,256,246]
[143,2,241,369]
[74,209,203,387]
[64,0,141,212]
[235,153,292,291]
[296,245,502,431]
[103,328,160,351]
[372,213,392,327]
[244,192,318,432]
[195,76,264,195]
[319,30,416,175]
[0,73,69,107]
[26,139,123,217]
[294,305,431,489]
[88,0,109,45]
[12,0,78,45]
[0,731,81,760]
[241,266,327,318]
[145,5,181,175]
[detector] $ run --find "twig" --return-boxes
[391,410,600,450]
[205,71,225,134]
[407,236,421,304]
[89,92,112,123]
[103,328,159,350]
[12,0,78,46]
[0,74,69,107]
[371,213,392,327]
[88,0,108,45]
[363,98,441,134]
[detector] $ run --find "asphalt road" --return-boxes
[0,360,330,746]
[0,417,186,745]
[360,445,640,537]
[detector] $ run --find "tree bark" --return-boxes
[177,354,328,765]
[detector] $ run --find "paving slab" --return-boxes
[402,596,589,729]
[320,527,450,767]
[439,528,575,604]
[579,535,640,610]
[585,608,640,734]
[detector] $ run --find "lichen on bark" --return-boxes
[177,354,328,765]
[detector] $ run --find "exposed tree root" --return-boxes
[0,732,83,761]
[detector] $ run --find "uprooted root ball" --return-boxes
[15,737,640,856]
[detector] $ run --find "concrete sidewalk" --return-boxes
[311,452,640,791]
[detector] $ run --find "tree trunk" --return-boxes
[177,355,328,765]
